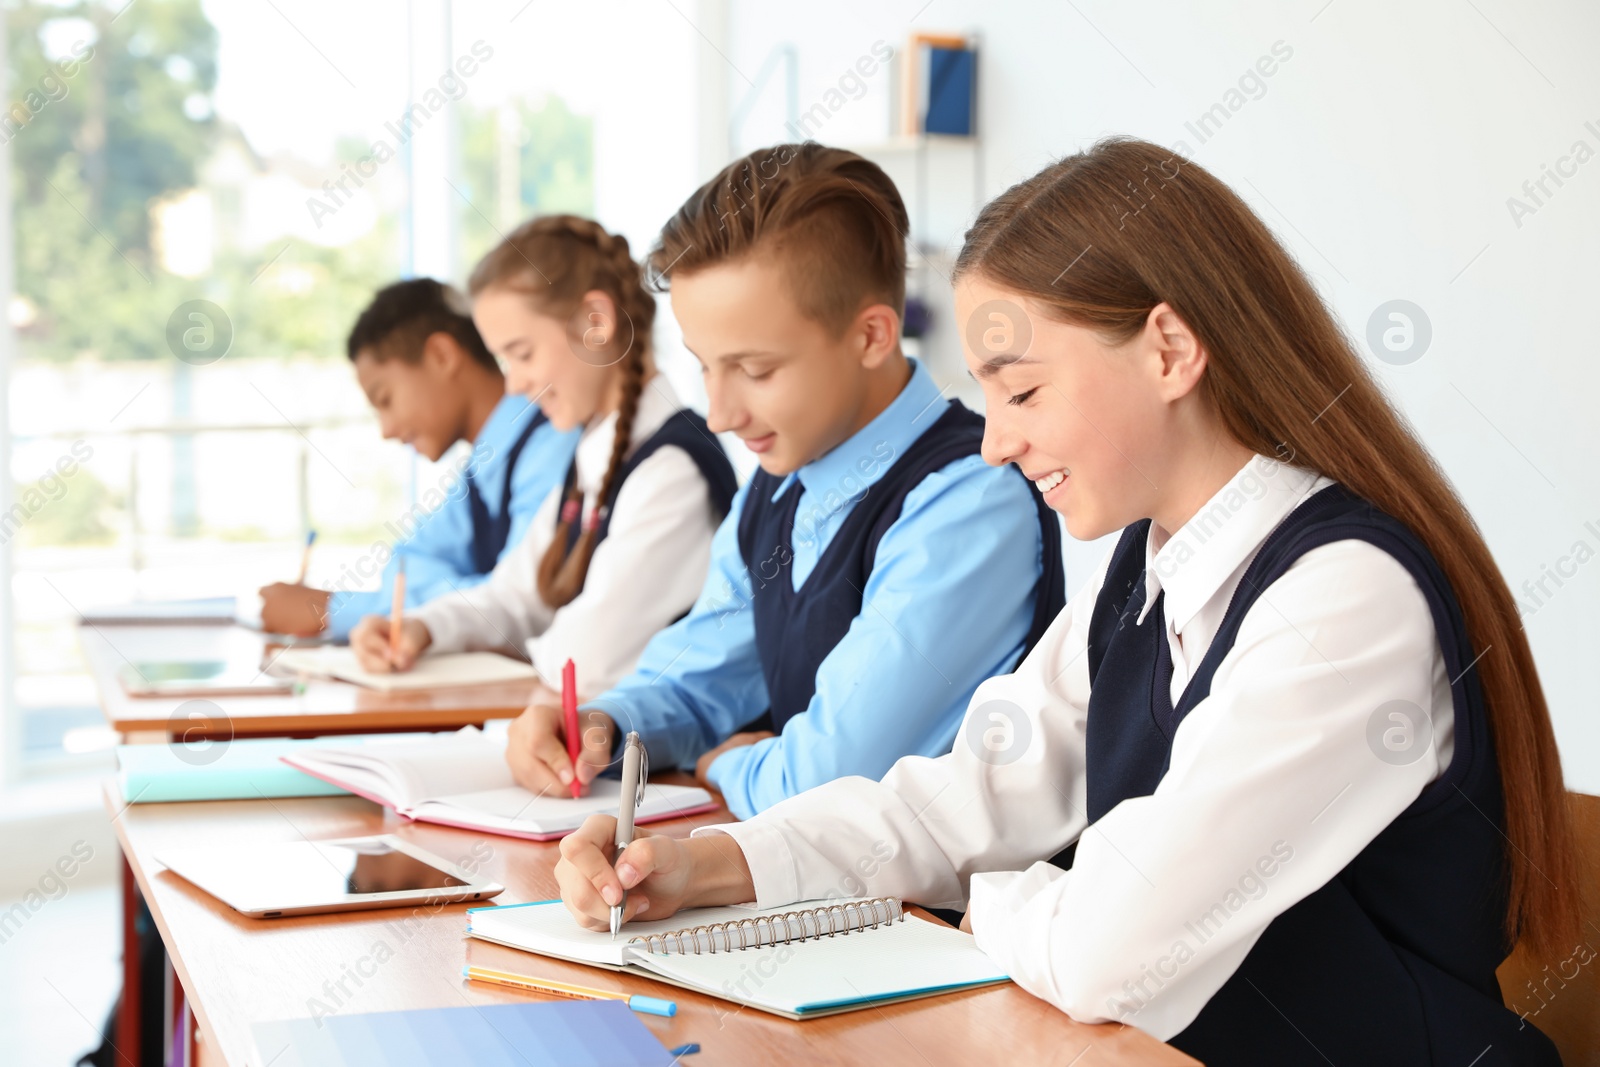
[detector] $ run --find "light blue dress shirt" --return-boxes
[324,395,579,639]
[591,360,1047,818]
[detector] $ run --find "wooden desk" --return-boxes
[83,620,536,1065]
[81,623,533,738]
[106,782,1198,1067]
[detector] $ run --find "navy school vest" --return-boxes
[555,409,738,595]
[466,407,549,574]
[1062,483,1557,1066]
[734,401,1066,735]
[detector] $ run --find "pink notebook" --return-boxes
[282,727,716,841]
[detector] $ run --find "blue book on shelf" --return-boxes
[251,999,674,1067]
[923,45,976,136]
[117,734,425,803]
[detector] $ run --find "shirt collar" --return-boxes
[477,392,536,451]
[463,393,534,490]
[770,358,946,514]
[573,374,681,495]
[1137,455,1328,634]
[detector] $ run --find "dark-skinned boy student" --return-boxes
[259,278,577,638]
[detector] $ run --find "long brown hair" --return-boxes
[469,215,655,608]
[955,136,1578,957]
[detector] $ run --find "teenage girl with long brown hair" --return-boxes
[551,140,1579,1065]
[350,216,737,705]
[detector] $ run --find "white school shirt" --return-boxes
[698,454,1457,1041]
[414,376,720,698]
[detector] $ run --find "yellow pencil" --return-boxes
[388,558,407,663]
[461,964,676,1016]
[294,529,317,584]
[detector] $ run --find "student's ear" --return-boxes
[571,289,621,350]
[853,302,902,370]
[419,331,467,378]
[1144,302,1208,401]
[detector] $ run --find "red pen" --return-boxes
[562,658,581,798]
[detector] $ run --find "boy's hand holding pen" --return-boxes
[257,529,331,636]
[505,663,617,796]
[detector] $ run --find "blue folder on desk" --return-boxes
[252,999,674,1067]
[118,734,427,803]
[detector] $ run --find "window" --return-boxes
[2,0,611,778]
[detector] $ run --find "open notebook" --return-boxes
[281,728,716,841]
[268,647,539,691]
[467,896,1009,1019]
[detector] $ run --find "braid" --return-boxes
[536,339,646,608]
[491,215,654,609]
[596,348,648,511]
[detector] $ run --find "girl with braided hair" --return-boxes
[349,215,738,708]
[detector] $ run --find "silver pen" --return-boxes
[612,731,646,939]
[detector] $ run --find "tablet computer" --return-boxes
[118,659,293,698]
[158,835,504,918]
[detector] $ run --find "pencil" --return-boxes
[294,529,317,584]
[389,557,407,663]
[462,965,676,1017]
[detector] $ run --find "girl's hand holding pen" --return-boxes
[555,817,758,932]
[349,615,430,672]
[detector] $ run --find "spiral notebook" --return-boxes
[467,896,1010,1019]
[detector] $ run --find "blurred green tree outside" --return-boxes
[7,0,594,365]
[6,0,593,553]
[459,94,595,269]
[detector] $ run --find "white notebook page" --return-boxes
[293,728,513,805]
[418,779,712,835]
[271,648,538,690]
[632,916,1008,1014]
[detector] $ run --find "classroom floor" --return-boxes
[0,882,121,1065]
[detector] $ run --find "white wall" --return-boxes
[720,0,1600,789]
[578,1,723,437]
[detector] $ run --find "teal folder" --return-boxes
[117,733,427,803]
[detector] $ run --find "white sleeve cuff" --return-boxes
[967,864,1064,973]
[413,601,467,654]
[691,819,802,909]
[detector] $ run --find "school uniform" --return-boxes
[413,376,736,697]
[324,395,579,639]
[697,454,1555,1066]
[590,358,1065,819]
